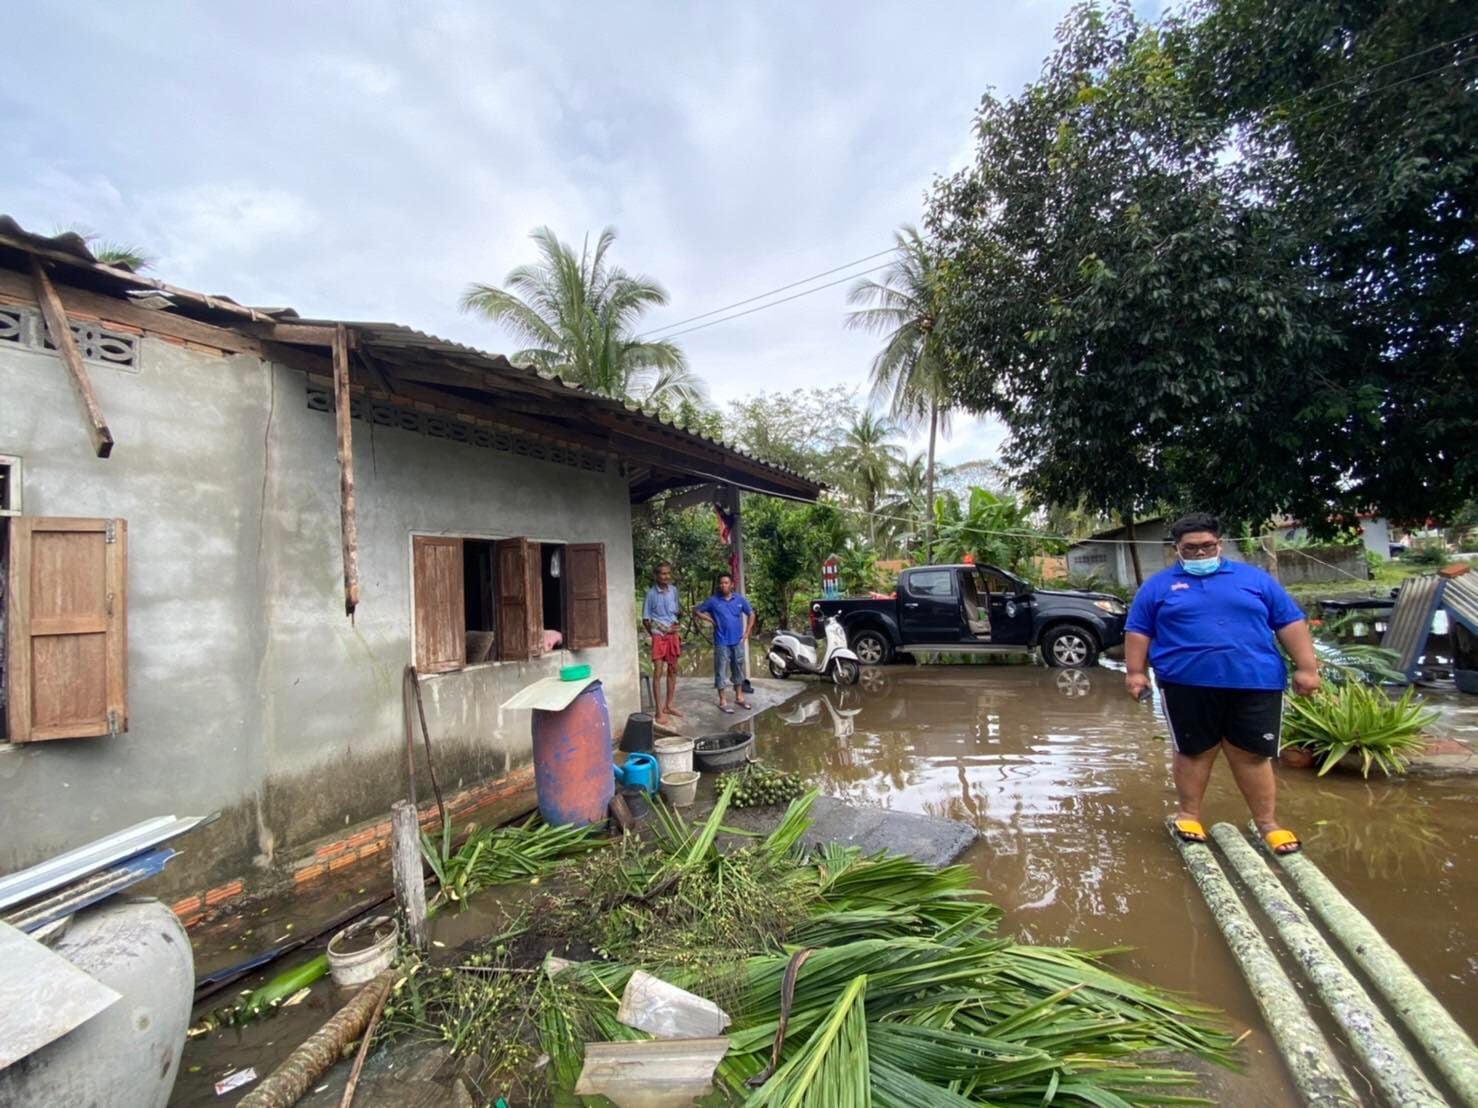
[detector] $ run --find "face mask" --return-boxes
[1181,556,1220,576]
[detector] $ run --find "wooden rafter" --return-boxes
[334,323,360,617]
[29,259,114,458]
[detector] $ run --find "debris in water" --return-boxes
[282,987,312,1007]
[214,1067,256,1095]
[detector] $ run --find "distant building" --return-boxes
[1273,515,1392,560]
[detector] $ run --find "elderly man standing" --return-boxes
[1125,512,1320,855]
[642,561,684,727]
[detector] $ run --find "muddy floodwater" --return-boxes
[752,664,1478,1101]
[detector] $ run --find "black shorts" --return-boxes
[1159,683,1283,758]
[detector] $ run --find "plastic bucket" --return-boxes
[622,712,655,754]
[531,680,615,827]
[327,916,398,987]
[661,770,700,807]
[653,737,694,778]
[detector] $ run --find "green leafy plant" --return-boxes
[1403,539,1448,567]
[1283,684,1438,777]
[419,814,603,909]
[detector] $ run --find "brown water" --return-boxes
[753,664,1478,1101]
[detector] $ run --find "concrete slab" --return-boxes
[797,796,978,868]
[652,676,804,739]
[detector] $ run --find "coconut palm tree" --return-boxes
[54,225,153,272]
[880,452,930,555]
[846,225,950,560]
[460,226,706,408]
[837,412,904,546]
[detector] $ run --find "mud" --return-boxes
[752,664,1478,1102]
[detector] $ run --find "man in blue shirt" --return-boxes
[1125,513,1320,855]
[641,562,684,727]
[695,572,756,714]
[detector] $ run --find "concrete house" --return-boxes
[0,218,818,911]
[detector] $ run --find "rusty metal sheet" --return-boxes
[0,920,120,1069]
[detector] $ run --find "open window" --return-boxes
[414,534,606,672]
[5,517,128,742]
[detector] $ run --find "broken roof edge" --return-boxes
[0,215,822,500]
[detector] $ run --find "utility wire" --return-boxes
[1255,28,1478,114]
[638,247,900,339]
[1271,52,1477,130]
[651,262,896,342]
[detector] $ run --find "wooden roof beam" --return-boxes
[29,259,113,458]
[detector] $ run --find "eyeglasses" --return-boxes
[1177,541,1221,557]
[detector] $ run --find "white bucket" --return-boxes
[661,770,700,807]
[652,737,694,777]
[326,915,398,987]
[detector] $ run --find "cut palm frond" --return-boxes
[748,973,872,1107]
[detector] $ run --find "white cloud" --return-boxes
[1,0,1072,471]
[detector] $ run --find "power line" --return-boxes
[638,247,900,340]
[1273,51,1478,131]
[1257,28,1478,115]
[651,262,897,342]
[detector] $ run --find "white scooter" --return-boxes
[768,615,861,686]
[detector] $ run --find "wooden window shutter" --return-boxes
[413,536,464,673]
[6,517,127,742]
[566,543,608,649]
[496,539,543,661]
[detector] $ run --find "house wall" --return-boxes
[0,328,637,894]
[1276,518,1390,560]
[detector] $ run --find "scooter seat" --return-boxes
[790,633,817,648]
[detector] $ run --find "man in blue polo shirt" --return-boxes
[695,572,756,714]
[1125,512,1320,855]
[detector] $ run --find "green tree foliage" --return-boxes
[847,225,952,558]
[746,498,849,628]
[928,1,1476,533]
[728,386,860,479]
[1183,0,1477,525]
[931,488,1064,572]
[460,226,706,408]
[836,412,905,545]
[629,498,729,613]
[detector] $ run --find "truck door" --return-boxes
[899,568,964,643]
[980,568,1034,645]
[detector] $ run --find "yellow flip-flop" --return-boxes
[1261,828,1302,855]
[1172,818,1207,843]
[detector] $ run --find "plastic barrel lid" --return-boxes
[560,663,592,682]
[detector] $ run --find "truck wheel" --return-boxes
[1041,626,1099,668]
[850,629,891,666]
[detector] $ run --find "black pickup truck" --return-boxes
[811,563,1127,668]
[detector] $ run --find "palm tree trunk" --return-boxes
[923,399,939,562]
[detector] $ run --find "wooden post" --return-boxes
[391,800,428,951]
[333,323,360,617]
[728,485,745,597]
[29,259,114,458]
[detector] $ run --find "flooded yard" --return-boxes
[751,664,1478,1101]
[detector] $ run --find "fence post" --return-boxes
[391,800,428,951]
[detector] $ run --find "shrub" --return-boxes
[1403,539,1448,566]
[1282,684,1438,777]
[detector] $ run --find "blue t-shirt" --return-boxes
[642,585,681,630]
[696,593,753,647]
[1125,559,1305,690]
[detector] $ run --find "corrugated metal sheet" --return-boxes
[0,815,212,911]
[0,215,821,498]
[1443,573,1478,635]
[2,849,176,934]
[1380,575,1447,681]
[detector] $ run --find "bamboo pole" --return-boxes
[238,970,396,1108]
[1270,839,1478,1107]
[1168,822,1358,1107]
[1210,824,1445,1107]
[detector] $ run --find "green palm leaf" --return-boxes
[748,972,872,1107]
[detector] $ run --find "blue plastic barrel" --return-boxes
[530,681,615,827]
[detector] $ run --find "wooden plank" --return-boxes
[0,267,263,355]
[334,323,360,618]
[412,537,464,673]
[30,259,114,458]
[565,543,608,649]
[495,539,541,660]
[244,321,340,346]
[5,517,126,742]
[391,801,428,951]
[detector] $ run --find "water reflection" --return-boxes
[750,664,1478,1054]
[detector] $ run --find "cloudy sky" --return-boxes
[3,1,1088,465]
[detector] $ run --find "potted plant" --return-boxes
[1281,683,1438,777]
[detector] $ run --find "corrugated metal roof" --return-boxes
[0,215,821,498]
[1380,575,1446,681]
[1443,573,1478,636]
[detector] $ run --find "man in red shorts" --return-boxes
[642,561,685,727]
